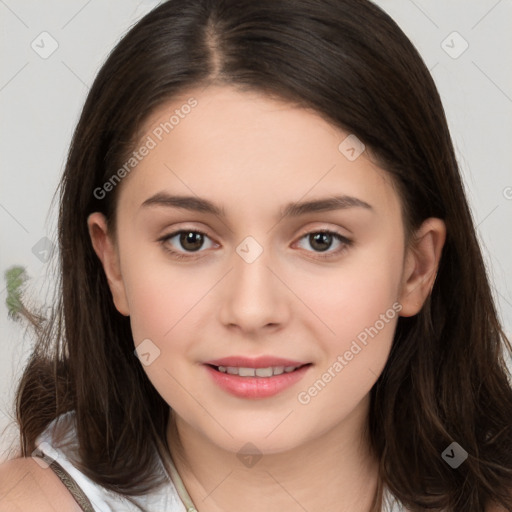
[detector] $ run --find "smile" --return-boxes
[203,359,312,399]
[214,365,303,377]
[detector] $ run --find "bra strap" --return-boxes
[33,452,96,512]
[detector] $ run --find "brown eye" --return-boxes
[159,229,216,258]
[296,230,352,259]
[179,231,205,252]
[309,232,334,252]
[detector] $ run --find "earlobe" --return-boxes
[398,218,446,317]
[87,212,130,316]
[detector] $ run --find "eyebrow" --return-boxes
[140,192,373,218]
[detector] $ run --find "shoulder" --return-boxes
[0,457,82,512]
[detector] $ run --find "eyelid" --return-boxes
[295,224,351,241]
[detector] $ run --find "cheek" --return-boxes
[122,259,205,411]
[125,264,199,345]
[117,227,205,342]
[297,236,403,345]
[292,237,403,406]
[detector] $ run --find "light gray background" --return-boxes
[1,0,511,461]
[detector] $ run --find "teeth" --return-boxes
[273,366,284,375]
[255,367,273,377]
[216,365,300,377]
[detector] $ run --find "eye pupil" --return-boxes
[310,232,332,252]
[180,231,203,251]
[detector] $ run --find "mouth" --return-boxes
[206,363,311,377]
[203,358,313,399]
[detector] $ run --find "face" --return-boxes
[88,85,444,456]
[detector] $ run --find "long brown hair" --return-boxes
[13,0,512,510]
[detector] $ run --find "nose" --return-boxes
[217,241,291,335]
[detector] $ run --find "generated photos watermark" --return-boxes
[93,97,198,200]
[297,301,402,405]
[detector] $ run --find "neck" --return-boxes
[166,395,382,512]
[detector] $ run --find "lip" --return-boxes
[203,356,312,399]
[204,356,307,368]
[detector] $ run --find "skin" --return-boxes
[86,85,446,512]
[0,457,82,511]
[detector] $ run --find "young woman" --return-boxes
[1,0,511,511]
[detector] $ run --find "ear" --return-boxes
[398,217,446,317]
[87,212,130,316]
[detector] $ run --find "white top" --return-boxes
[35,411,188,511]
[35,411,408,512]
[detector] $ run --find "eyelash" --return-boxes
[157,228,352,261]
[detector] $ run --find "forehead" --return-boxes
[116,85,401,222]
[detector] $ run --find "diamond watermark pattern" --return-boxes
[134,338,161,366]
[338,134,365,161]
[236,236,263,264]
[31,32,59,59]
[236,442,263,468]
[31,442,59,469]
[31,236,55,263]
[441,31,469,59]
[441,441,468,469]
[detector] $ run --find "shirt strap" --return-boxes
[34,452,96,512]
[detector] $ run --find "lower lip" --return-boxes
[204,364,311,399]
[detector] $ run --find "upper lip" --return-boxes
[204,356,310,368]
